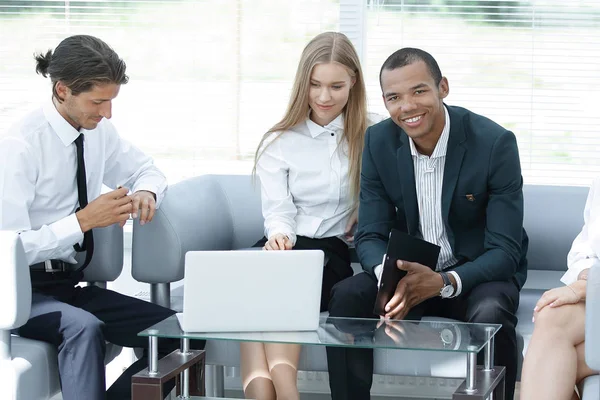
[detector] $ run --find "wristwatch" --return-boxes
[439,272,455,298]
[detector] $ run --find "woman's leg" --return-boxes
[240,342,276,400]
[264,343,302,400]
[521,302,586,400]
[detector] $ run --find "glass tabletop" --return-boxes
[139,315,500,353]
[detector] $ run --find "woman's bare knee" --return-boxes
[270,363,300,400]
[534,303,585,342]
[244,376,276,400]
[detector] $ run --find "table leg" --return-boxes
[484,327,495,400]
[466,350,478,393]
[181,338,190,399]
[149,334,159,376]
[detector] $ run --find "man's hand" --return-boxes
[131,190,157,225]
[344,208,359,242]
[76,187,132,232]
[264,233,293,250]
[384,260,443,320]
[533,280,586,321]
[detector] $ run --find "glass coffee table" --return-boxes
[135,315,504,400]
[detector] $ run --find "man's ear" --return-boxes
[438,77,449,99]
[54,81,70,102]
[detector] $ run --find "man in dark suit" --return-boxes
[325,48,528,400]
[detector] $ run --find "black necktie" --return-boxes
[73,133,94,272]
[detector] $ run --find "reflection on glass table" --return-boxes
[138,315,504,399]
[140,314,499,354]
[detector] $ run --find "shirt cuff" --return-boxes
[562,258,598,285]
[131,182,167,208]
[49,213,84,249]
[448,271,463,297]
[266,223,297,246]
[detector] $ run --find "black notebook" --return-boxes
[373,229,441,316]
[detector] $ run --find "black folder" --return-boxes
[373,229,441,316]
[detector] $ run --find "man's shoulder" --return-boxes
[0,107,48,152]
[366,117,396,140]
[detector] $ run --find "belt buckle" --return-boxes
[44,260,64,273]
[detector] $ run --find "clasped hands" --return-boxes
[76,187,156,232]
[382,260,444,320]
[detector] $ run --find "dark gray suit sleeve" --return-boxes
[453,130,524,293]
[354,128,397,274]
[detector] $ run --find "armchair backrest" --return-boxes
[523,184,588,271]
[132,174,264,283]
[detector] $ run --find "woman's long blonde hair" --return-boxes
[254,31,368,202]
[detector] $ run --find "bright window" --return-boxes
[2,1,600,186]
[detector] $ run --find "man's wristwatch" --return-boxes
[439,272,455,298]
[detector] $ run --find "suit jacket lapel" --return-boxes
[442,107,467,224]
[396,126,419,235]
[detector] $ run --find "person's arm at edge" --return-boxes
[563,177,600,285]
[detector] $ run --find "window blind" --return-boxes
[359,0,600,186]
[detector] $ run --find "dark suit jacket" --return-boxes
[355,105,528,294]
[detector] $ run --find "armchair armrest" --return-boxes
[0,231,31,332]
[132,175,236,283]
[78,224,124,283]
[585,266,600,370]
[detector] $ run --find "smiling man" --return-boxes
[325,48,528,400]
[0,35,194,400]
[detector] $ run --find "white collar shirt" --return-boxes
[409,106,463,296]
[256,114,352,245]
[564,176,600,284]
[0,99,167,265]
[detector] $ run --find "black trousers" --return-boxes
[326,272,520,400]
[18,281,204,400]
[254,235,354,311]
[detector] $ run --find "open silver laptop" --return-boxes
[179,250,324,332]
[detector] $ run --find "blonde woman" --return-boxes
[242,32,380,400]
[521,178,600,400]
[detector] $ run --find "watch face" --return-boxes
[441,285,454,298]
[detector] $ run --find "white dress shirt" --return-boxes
[0,99,167,266]
[375,106,463,296]
[256,114,383,246]
[562,176,600,285]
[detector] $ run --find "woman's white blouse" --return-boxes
[256,114,383,245]
[563,176,600,285]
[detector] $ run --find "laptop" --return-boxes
[179,250,325,333]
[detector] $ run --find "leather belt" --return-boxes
[30,259,70,272]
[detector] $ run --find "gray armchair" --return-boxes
[0,225,124,400]
[584,266,600,399]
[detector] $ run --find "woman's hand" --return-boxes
[533,280,587,319]
[264,233,293,250]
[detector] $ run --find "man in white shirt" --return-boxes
[0,35,184,400]
[325,48,528,400]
